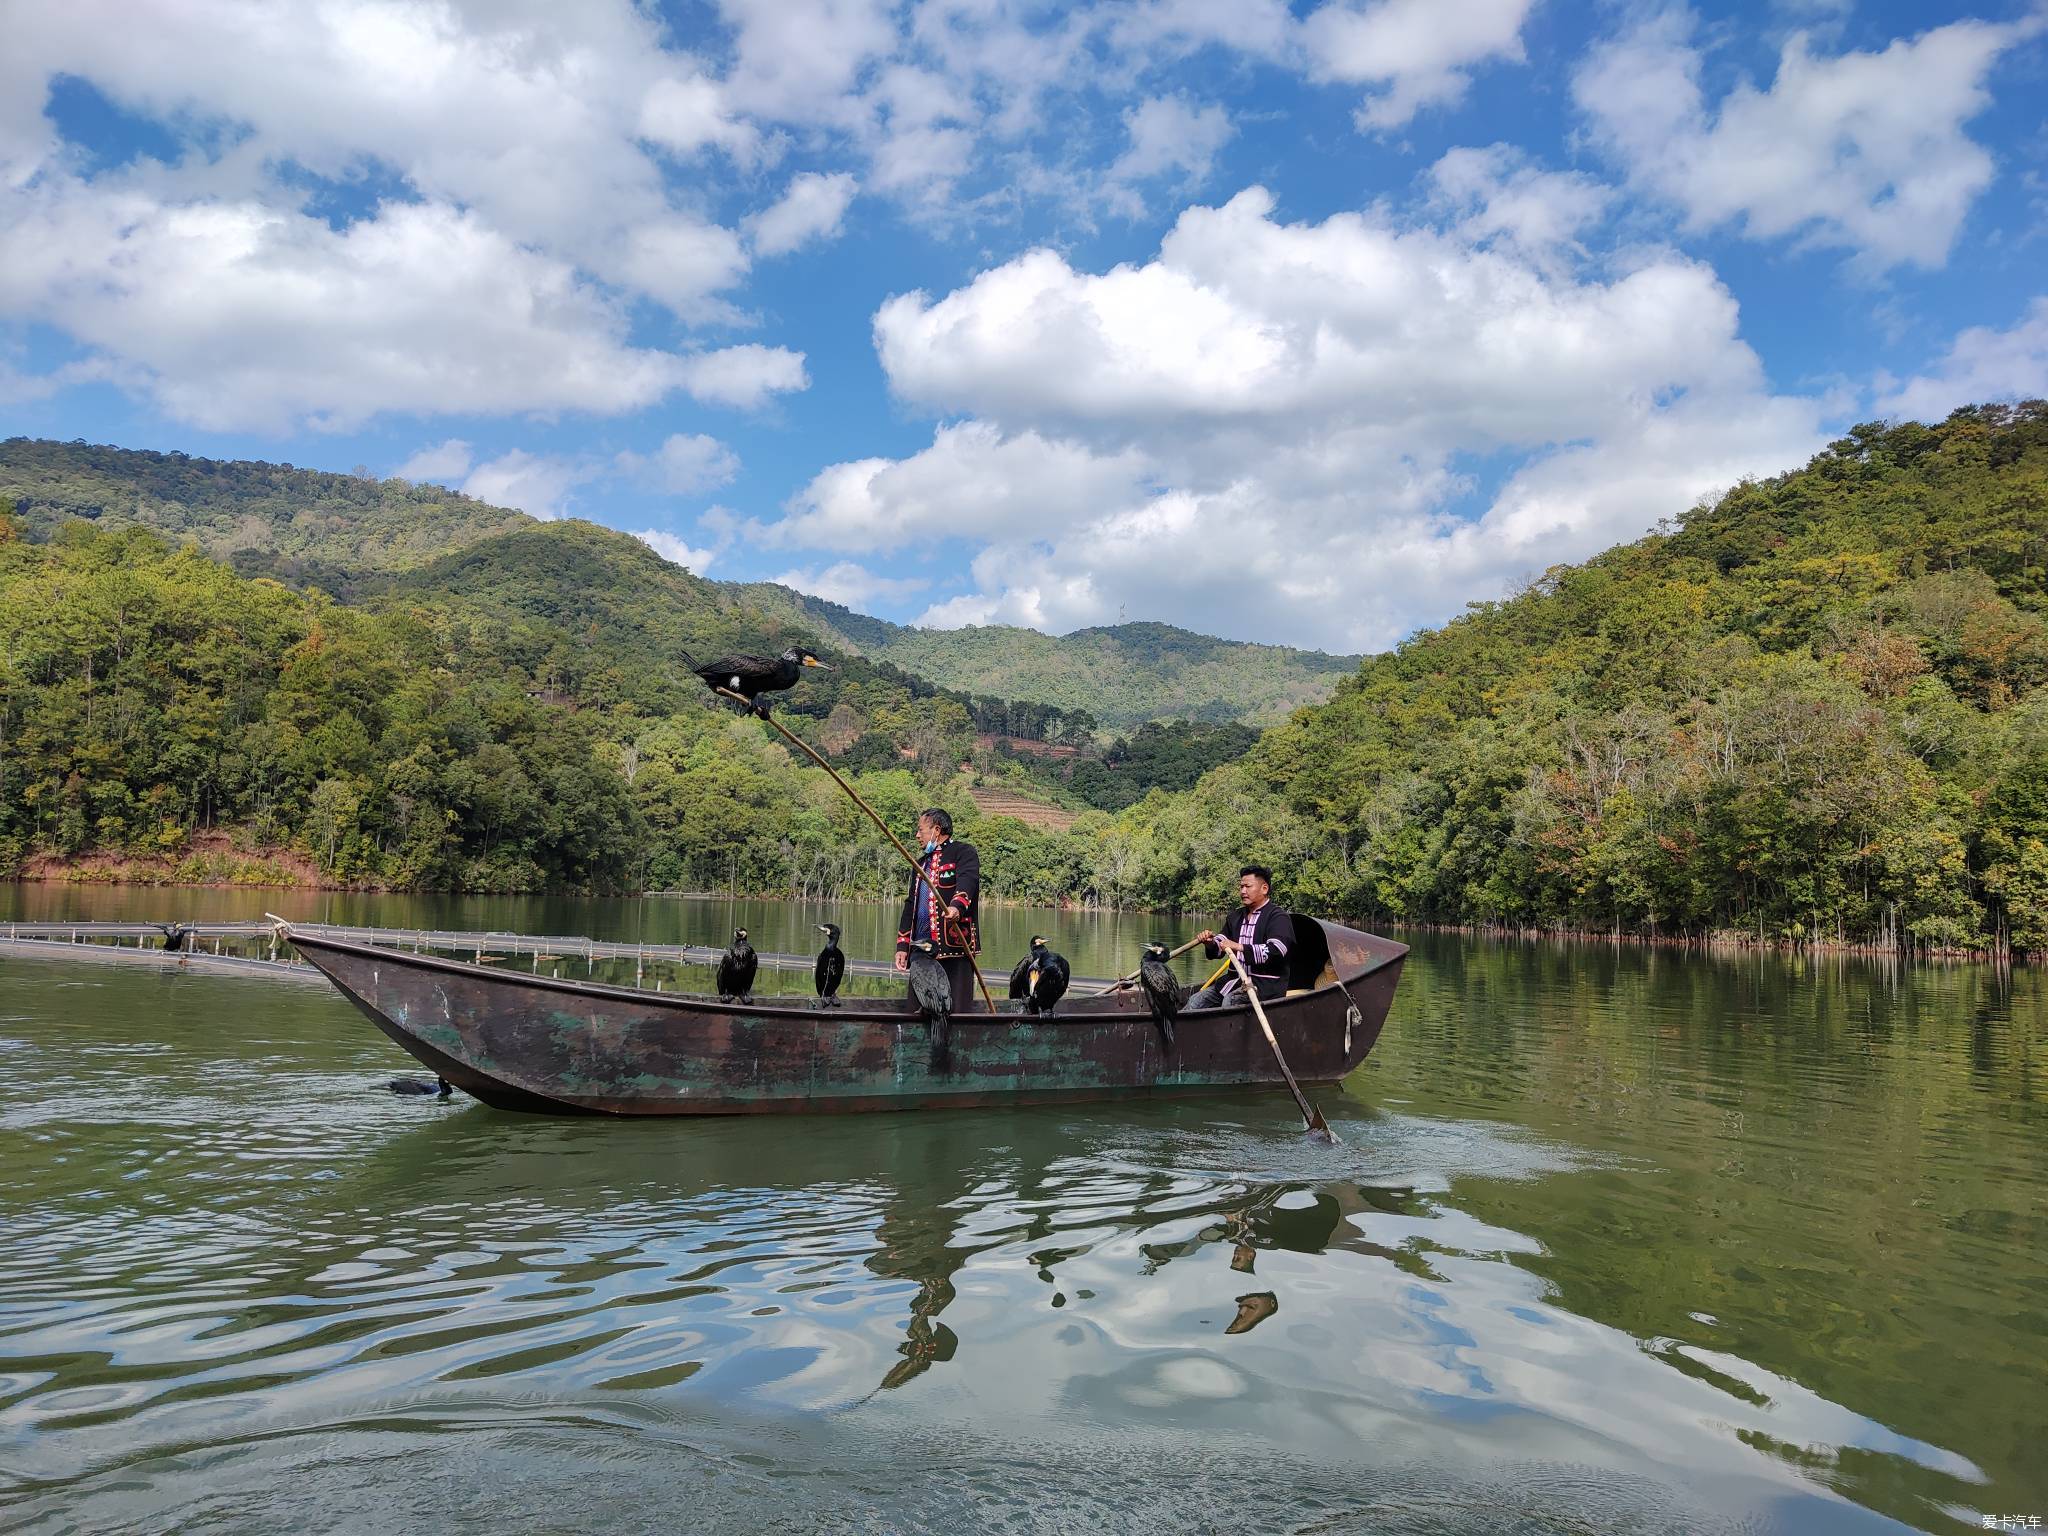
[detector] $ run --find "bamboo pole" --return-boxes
[719,688,999,1014]
[1228,949,1335,1142]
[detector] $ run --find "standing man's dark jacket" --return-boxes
[1203,902,1296,991]
[896,836,981,962]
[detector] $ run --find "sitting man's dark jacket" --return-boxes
[1187,902,1296,1010]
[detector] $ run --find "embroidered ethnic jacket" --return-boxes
[1202,903,1296,983]
[896,837,981,960]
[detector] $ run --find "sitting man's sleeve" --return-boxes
[1202,908,1236,961]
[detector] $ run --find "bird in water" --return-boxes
[717,928,758,1002]
[1007,935,1069,1015]
[906,940,953,1068]
[1137,941,1180,1051]
[385,1075,451,1097]
[813,923,845,1006]
[685,646,831,718]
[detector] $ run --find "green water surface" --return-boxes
[1,890,2042,1533]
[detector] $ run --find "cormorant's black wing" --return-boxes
[1138,957,1179,1049]
[1031,951,1070,1009]
[1007,955,1034,999]
[694,653,775,689]
[815,947,844,997]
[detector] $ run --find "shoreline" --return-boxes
[5,873,2036,964]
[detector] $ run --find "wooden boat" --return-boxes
[279,917,1406,1117]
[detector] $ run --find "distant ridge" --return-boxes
[0,437,1362,728]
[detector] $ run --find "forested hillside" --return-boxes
[0,437,524,591]
[5,406,2045,954]
[736,588,1362,727]
[0,441,1359,730]
[1102,403,2048,952]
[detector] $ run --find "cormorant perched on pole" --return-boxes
[813,923,845,1006]
[1138,941,1181,1051]
[717,928,758,1002]
[1007,935,1068,1015]
[907,940,953,1068]
[686,646,831,717]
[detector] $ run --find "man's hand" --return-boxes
[1196,929,1215,944]
[894,951,909,972]
[1215,936,1242,957]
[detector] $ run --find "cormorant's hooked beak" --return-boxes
[802,656,832,669]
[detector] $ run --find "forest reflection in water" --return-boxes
[0,914,2042,1534]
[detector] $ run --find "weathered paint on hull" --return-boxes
[288,923,1406,1117]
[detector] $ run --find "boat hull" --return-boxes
[285,923,1406,1117]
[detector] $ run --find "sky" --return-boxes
[2,0,2045,654]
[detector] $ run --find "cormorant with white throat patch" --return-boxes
[813,923,845,1006]
[1007,935,1068,1015]
[686,646,831,717]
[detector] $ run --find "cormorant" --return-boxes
[155,921,194,953]
[1008,935,1068,1015]
[385,1076,452,1097]
[814,923,845,1006]
[1137,941,1180,1051]
[907,940,953,1068]
[687,646,831,717]
[717,928,758,1002]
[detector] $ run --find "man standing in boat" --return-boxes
[895,808,981,1011]
[1185,865,1296,1010]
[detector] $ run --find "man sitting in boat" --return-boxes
[894,808,981,1011]
[1184,865,1296,1010]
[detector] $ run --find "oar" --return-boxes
[1227,949,1336,1143]
[718,688,1000,1015]
[1095,935,1208,994]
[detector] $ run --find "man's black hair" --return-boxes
[920,808,954,837]
[1239,864,1273,886]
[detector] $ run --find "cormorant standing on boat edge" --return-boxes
[814,923,845,1006]
[717,928,758,1002]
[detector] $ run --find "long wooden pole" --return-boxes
[720,688,999,1014]
[1228,950,1335,1142]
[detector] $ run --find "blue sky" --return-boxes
[2,0,2044,652]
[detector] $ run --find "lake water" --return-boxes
[1,888,2043,1534]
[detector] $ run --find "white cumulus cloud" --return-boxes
[747,171,859,256]
[394,438,475,483]
[618,433,743,495]
[635,528,724,572]
[1877,298,2048,422]
[461,450,594,519]
[1301,0,1536,130]
[781,184,1828,650]
[772,560,931,608]
[1574,9,2042,271]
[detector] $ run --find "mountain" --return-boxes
[1160,401,2048,950]
[6,405,2045,949]
[0,437,523,591]
[0,439,1363,730]
[731,589,1362,728]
